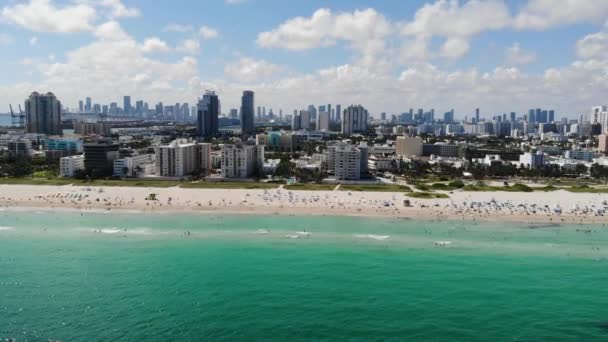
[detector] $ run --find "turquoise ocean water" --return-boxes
[1,210,608,341]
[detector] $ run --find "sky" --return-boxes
[1,0,608,119]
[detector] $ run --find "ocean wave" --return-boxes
[355,234,390,241]
[0,226,15,231]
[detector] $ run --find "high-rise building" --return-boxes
[336,104,341,122]
[24,92,62,135]
[475,108,480,123]
[317,111,330,131]
[341,105,368,136]
[548,110,555,123]
[396,136,423,157]
[292,110,311,131]
[221,144,264,178]
[241,91,255,137]
[598,133,608,154]
[122,96,131,115]
[197,91,219,138]
[79,100,84,113]
[229,108,238,119]
[155,139,201,177]
[528,109,536,123]
[85,97,92,112]
[326,142,365,180]
[443,110,454,123]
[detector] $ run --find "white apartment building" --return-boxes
[221,144,264,178]
[60,154,85,177]
[113,154,155,177]
[519,151,546,169]
[396,135,423,157]
[155,139,201,177]
[200,143,212,173]
[327,142,362,180]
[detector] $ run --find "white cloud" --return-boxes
[1,0,96,33]
[29,36,38,46]
[225,0,247,4]
[224,57,285,82]
[505,43,537,65]
[576,26,608,60]
[141,37,170,53]
[514,0,608,30]
[256,8,391,56]
[94,21,130,41]
[176,39,200,54]
[401,0,511,60]
[199,26,219,39]
[98,0,139,18]
[163,23,194,33]
[20,20,201,108]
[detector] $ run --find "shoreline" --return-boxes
[0,184,606,225]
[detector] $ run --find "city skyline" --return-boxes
[1,0,608,116]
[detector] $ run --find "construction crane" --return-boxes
[9,104,25,128]
[18,104,25,128]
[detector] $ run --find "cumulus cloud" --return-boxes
[1,0,97,33]
[141,37,171,53]
[514,0,608,30]
[176,39,200,54]
[199,26,219,39]
[29,36,38,46]
[576,25,608,60]
[505,43,537,65]
[98,0,139,18]
[256,8,391,58]
[224,57,285,82]
[18,20,201,107]
[401,0,511,59]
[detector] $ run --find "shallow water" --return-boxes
[1,210,608,341]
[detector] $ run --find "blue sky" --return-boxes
[1,0,608,118]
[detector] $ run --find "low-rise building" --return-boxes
[113,154,155,177]
[84,140,119,176]
[519,151,547,169]
[7,138,34,159]
[60,154,85,177]
[368,155,394,172]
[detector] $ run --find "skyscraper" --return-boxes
[341,105,368,136]
[24,91,62,135]
[85,97,92,112]
[475,108,480,123]
[317,111,330,131]
[123,96,131,115]
[79,100,84,113]
[241,91,255,137]
[336,104,341,122]
[197,91,219,138]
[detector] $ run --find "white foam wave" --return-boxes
[0,226,15,231]
[355,234,390,241]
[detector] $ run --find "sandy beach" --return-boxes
[0,184,606,224]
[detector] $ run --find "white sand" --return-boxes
[0,184,606,224]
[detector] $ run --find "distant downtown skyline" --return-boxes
[1,1,608,116]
